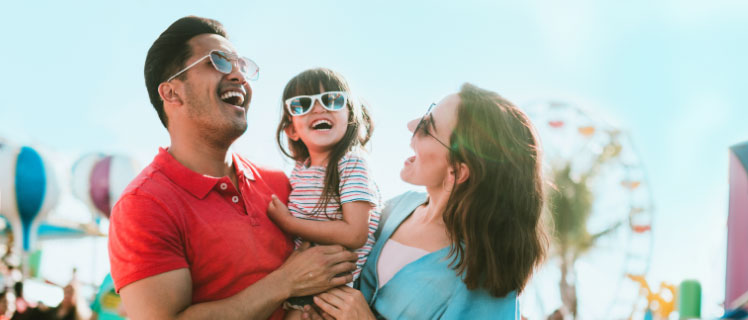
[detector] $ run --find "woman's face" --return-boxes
[400,93,460,188]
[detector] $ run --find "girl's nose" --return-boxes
[311,100,326,113]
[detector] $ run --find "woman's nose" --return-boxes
[407,118,419,133]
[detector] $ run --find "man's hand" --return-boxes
[276,243,358,297]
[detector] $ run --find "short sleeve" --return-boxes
[338,153,378,205]
[253,165,291,204]
[108,194,188,292]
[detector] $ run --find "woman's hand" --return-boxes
[312,286,376,320]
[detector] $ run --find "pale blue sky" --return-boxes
[1,0,746,317]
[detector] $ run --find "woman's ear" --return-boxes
[454,163,470,184]
[284,122,300,141]
[158,83,182,105]
[444,163,470,192]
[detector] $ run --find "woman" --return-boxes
[310,83,548,319]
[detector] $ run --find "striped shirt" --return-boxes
[288,152,381,281]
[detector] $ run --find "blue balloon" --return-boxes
[15,146,47,251]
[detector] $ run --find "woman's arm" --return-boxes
[267,195,371,250]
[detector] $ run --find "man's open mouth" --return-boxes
[220,91,245,107]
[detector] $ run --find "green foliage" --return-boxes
[549,164,595,255]
[546,131,623,259]
[545,131,624,317]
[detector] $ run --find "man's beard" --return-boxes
[184,86,248,148]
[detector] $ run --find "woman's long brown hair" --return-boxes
[276,68,373,216]
[443,83,548,297]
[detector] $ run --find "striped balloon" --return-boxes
[0,143,59,252]
[71,154,139,219]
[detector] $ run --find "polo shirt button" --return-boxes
[232,196,239,203]
[220,183,228,190]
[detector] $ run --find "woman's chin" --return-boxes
[400,170,422,186]
[399,168,414,184]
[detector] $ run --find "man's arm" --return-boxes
[120,244,357,320]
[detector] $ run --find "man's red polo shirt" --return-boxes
[109,148,292,319]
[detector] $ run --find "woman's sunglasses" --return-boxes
[285,91,348,116]
[414,103,453,150]
[166,50,259,82]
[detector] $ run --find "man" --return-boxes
[108,16,357,320]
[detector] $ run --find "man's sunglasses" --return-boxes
[284,91,348,116]
[166,50,259,82]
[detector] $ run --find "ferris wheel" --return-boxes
[520,100,655,319]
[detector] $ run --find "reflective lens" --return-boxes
[210,51,233,73]
[413,103,436,137]
[412,103,452,150]
[321,92,346,110]
[240,57,259,81]
[237,58,249,76]
[209,51,259,81]
[289,97,313,115]
[166,50,259,82]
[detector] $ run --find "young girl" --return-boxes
[266,68,381,316]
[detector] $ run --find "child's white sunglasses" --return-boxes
[284,91,348,116]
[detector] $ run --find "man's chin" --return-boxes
[207,122,248,147]
[228,122,248,138]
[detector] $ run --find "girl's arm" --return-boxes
[267,195,371,250]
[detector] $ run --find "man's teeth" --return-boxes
[220,91,245,105]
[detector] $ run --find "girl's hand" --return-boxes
[313,286,376,320]
[267,194,292,226]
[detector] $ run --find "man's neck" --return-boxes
[168,132,235,179]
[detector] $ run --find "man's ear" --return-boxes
[453,163,470,184]
[158,82,183,106]
[284,122,300,141]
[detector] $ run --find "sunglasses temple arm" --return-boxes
[166,55,210,82]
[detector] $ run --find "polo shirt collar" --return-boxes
[154,147,254,199]
[232,152,256,181]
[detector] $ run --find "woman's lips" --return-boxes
[404,155,416,166]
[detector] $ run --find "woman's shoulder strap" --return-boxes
[374,191,427,239]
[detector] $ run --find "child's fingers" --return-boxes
[298,241,311,250]
[273,194,287,207]
[268,194,280,209]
